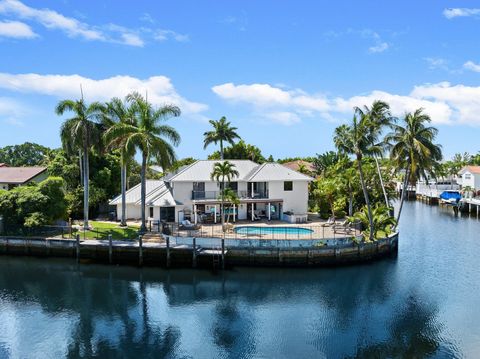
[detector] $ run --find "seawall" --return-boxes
[0,233,398,268]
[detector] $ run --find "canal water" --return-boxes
[0,201,479,358]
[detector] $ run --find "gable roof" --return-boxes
[166,160,314,182]
[246,163,313,181]
[109,180,181,207]
[459,166,480,175]
[167,160,259,182]
[0,166,46,184]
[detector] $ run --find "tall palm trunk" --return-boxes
[140,153,147,233]
[395,164,411,229]
[120,161,127,226]
[357,155,374,241]
[221,176,225,229]
[83,145,89,231]
[348,184,353,217]
[374,155,389,207]
[220,140,224,160]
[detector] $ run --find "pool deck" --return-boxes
[172,218,360,240]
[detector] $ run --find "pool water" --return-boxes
[234,226,313,235]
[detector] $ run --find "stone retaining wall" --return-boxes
[0,233,398,268]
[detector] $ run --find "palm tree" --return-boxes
[56,98,105,230]
[353,205,397,240]
[210,161,239,231]
[106,92,181,232]
[103,98,136,227]
[387,109,442,227]
[203,116,240,159]
[223,188,240,224]
[334,117,377,241]
[354,100,394,208]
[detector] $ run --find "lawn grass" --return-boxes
[74,221,140,240]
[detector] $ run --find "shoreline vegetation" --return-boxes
[1,93,478,248]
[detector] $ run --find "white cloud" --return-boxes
[264,112,301,125]
[154,29,189,42]
[368,42,389,53]
[333,90,452,124]
[0,0,187,46]
[443,8,480,19]
[0,20,37,38]
[0,96,26,126]
[0,0,105,41]
[0,73,208,115]
[424,57,449,70]
[463,61,480,73]
[213,81,480,126]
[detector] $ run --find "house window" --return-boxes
[284,181,293,191]
[149,207,154,218]
[193,182,205,191]
[465,174,471,180]
[221,182,238,191]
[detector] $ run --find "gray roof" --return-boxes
[166,160,313,182]
[0,167,46,184]
[109,180,180,206]
[167,160,259,182]
[246,163,313,181]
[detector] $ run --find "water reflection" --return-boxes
[0,201,478,358]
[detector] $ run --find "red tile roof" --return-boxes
[282,160,315,173]
[0,163,7,167]
[0,167,47,184]
[460,166,480,175]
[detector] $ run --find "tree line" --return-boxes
[1,92,456,240]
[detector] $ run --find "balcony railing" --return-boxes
[192,190,269,200]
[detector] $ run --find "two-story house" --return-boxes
[458,166,480,191]
[110,160,313,224]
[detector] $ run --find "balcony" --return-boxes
[192,190,269,200]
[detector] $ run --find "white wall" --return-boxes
[460,172,480,190]
[117,204,142,220]
[268,180,309,214]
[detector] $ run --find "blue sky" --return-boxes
[0,0,479,160]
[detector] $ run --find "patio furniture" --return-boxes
[334,221,355,235]
[321,217,335,227]
[179,220,200,230]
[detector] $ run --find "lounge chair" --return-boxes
[179,220,199,230]
[321,217,335,227]
[332,219,348,229]
[334,221,355,235]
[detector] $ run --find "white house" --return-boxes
[457,166,480,191]
[110,160,313,224]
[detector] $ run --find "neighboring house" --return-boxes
[458,166,480,191]
[282,160,315,175]
[0,166,48,190]
[110,160,313,224]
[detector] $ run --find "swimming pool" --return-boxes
[234,226,313,235]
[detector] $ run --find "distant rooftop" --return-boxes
[459,165,480,175]
[0,167,47,184]
[282,160,315,173]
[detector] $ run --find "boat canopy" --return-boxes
[440,191,462,202]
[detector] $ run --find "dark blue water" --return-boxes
[0,201,479,358]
